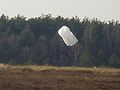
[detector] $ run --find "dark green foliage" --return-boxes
[0,14,120,68]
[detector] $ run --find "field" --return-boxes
[0,64,120,90]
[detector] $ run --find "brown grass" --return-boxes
[0,64,120,90]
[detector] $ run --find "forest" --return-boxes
[0,14,120,68]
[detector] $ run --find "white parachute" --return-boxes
[58,26,78,46]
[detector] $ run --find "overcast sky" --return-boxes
[0,0,120,21]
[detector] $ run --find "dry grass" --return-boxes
[0,64,120,90]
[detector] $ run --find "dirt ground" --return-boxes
[0,65,120,90]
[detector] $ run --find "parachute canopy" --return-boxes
[58,26,78,46]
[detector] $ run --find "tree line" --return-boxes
[0,14,120,68]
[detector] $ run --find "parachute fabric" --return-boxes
[58,26,78,46]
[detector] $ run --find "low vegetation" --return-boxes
[0,64,120,90]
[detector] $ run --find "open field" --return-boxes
[0,65,120,90]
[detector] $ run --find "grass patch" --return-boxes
[0,64,120,90]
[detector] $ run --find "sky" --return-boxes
[0,0,120,21]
